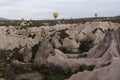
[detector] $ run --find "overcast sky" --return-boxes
[0,0,120,20]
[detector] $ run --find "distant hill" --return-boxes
[0,18,9,21]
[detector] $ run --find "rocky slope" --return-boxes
[0,21,120,80]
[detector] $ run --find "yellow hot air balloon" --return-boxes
[94,13,98,17]
[53,12,58,19]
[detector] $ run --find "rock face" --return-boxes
[23,44,32,63]
[34,38,53,67]
[47,49,96,73]
[76,21,120,44]
[47,49,69,71]
[67,30,120,80]
[87,31,120,60]
[67,58,120,80]
[51,32,62,49]
[92,28,105,44]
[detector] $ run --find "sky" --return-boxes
[0,0,120,20]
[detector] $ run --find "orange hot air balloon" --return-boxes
[53,12,58,19]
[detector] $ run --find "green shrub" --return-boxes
[42,67,71,80]
[43,74,69,80]
[57,29,69,39]
[12,66,32,74]
[79,64,95,72]
[32,64,72,80]
[32,64,48,74]
[79,38,94,53]
[11,53,24,62]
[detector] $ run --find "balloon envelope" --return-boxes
[94,13,98,17]
[53,13,58,19]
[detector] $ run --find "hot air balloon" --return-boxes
[94,13,98,17]
[53,12,58,19]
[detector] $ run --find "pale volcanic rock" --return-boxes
[51,32,62,49]
[62,38,79,53]
[0,21,119,50]
[47,49,69,71]
[22,44,32,63]
[87,31,120,59]
[34,38,53,67]
[67,58,120,80]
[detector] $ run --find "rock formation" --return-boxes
[67,58,120,80]
[51,32,62,49]
[0,21,120,80]
[86,31,120,59]
[34,38,53,67]
[22,44,32,63]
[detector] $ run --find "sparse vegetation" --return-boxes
[31,64,72,80]
[0,16,120,27]
[43,74,70,80]
[11,52,24,62]
[79,38,94,53]
[32,64,48,74]
[58,29,69,40]
[78,64,95,72]
[12,65,33,74]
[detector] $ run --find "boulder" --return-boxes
[53,49,68,59]
[62,38,79,53]
[47,49,69,71]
